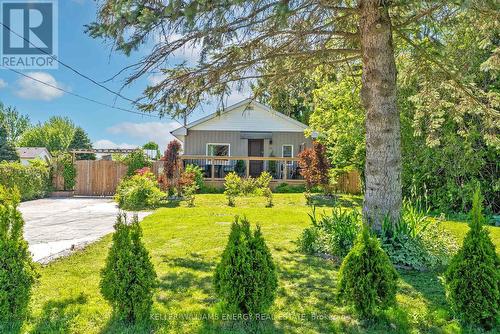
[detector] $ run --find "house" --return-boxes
[171,99,313,180]
[16,147,52,166]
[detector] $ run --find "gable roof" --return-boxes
[17,147,52,159]
[171,99,308,138]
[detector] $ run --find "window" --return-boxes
[207,143,230,157]
[282,145,293,158]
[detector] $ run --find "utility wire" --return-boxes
[3,66,159,118]
[0,21,136,104]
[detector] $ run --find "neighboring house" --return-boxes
[16,147,52,166]
[171,99,313,178]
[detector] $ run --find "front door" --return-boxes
[248,139,264,177]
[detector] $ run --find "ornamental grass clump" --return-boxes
[0,186,38,325]
[100,213,157,324]
[445,188,499,330]
[337,226,398,318]
[214,216,278,315]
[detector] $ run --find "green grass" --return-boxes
[15,194,500,333]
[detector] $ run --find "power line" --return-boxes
[3,66,159,118]
[0,21,136,104]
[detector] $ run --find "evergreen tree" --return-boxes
[337,226,398,318]
[100,213,157,323]
[0,186,38,325]
[68,127,96,160]
[214,217,278,314]
[445,188,500,329]
[0,124,19,162]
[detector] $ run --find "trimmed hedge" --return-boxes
[0,161,50,201]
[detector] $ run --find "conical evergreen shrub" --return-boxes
[100,213,157,323]
[0,186,38,324]
[214,216,278,314]
[337,226,398,318]
[445,188,500,330]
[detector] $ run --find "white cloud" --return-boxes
[0,79,7,89]
[147,73,166,86]
[106,121,180,150]
[93,140,138,150]
[15,72,66,101]
[154,33,202,64]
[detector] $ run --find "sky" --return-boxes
[0,0,250,150]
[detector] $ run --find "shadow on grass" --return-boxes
[30,294,88,334]
[99,315,157,334]
[162,200,181,208]
[309,195,362,208]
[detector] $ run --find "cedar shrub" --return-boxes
[337,226,398,318]
[214,216,278,314]
[0,186,38,325]
[100,213,157,324]
[445,188,499,330]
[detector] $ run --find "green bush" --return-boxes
[214,216,278,314]
[274,183,306,193]
[123,150,152,176]
[298,207,361,258]
[0,160,50,201]
[224,172,241,206]
[337,227,398,318]
[100,213,157,323]
[53,152,77,191]
[184,164,205,191]
[445,189,499,330]
[115,172,164,210]
[380,201,458,270]
[0,186,38,325]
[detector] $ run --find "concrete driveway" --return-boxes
[19,198,151,263]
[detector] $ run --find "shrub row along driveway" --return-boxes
[20,197,151,263]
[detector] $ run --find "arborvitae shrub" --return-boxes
[0,186,38,324]
[214,216,278,314]
[337,226,398,318]
[100,213,157,323]
[445,188,500,330]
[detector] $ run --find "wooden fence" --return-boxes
[70,160,361,196]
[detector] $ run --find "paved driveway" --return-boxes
[19,198,151,263]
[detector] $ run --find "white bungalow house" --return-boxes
[171,99,313,181]
[16,147,52,166]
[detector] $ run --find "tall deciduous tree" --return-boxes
[0,103,30,144]
[18,117,76,154]
[87,1,497,229]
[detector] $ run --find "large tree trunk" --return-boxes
[359,0,402,230]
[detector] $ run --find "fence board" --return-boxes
[73,160,361,196]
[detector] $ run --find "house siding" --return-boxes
[183,130,312,158]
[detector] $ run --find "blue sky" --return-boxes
[0,0,249,150]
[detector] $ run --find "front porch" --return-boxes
[180,155,304,182]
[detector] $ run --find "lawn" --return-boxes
[19,194,500,334]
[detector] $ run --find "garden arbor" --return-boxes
[88,1,496,230]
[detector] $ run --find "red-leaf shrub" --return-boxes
[161,140,182,194]
[298,141,330,190]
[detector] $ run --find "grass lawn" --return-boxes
[17,194,500,333]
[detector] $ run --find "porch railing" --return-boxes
[179,155,304,181]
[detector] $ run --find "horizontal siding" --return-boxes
[271,132,313,158]
[184,130,312,158]
[184,130,247,156]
